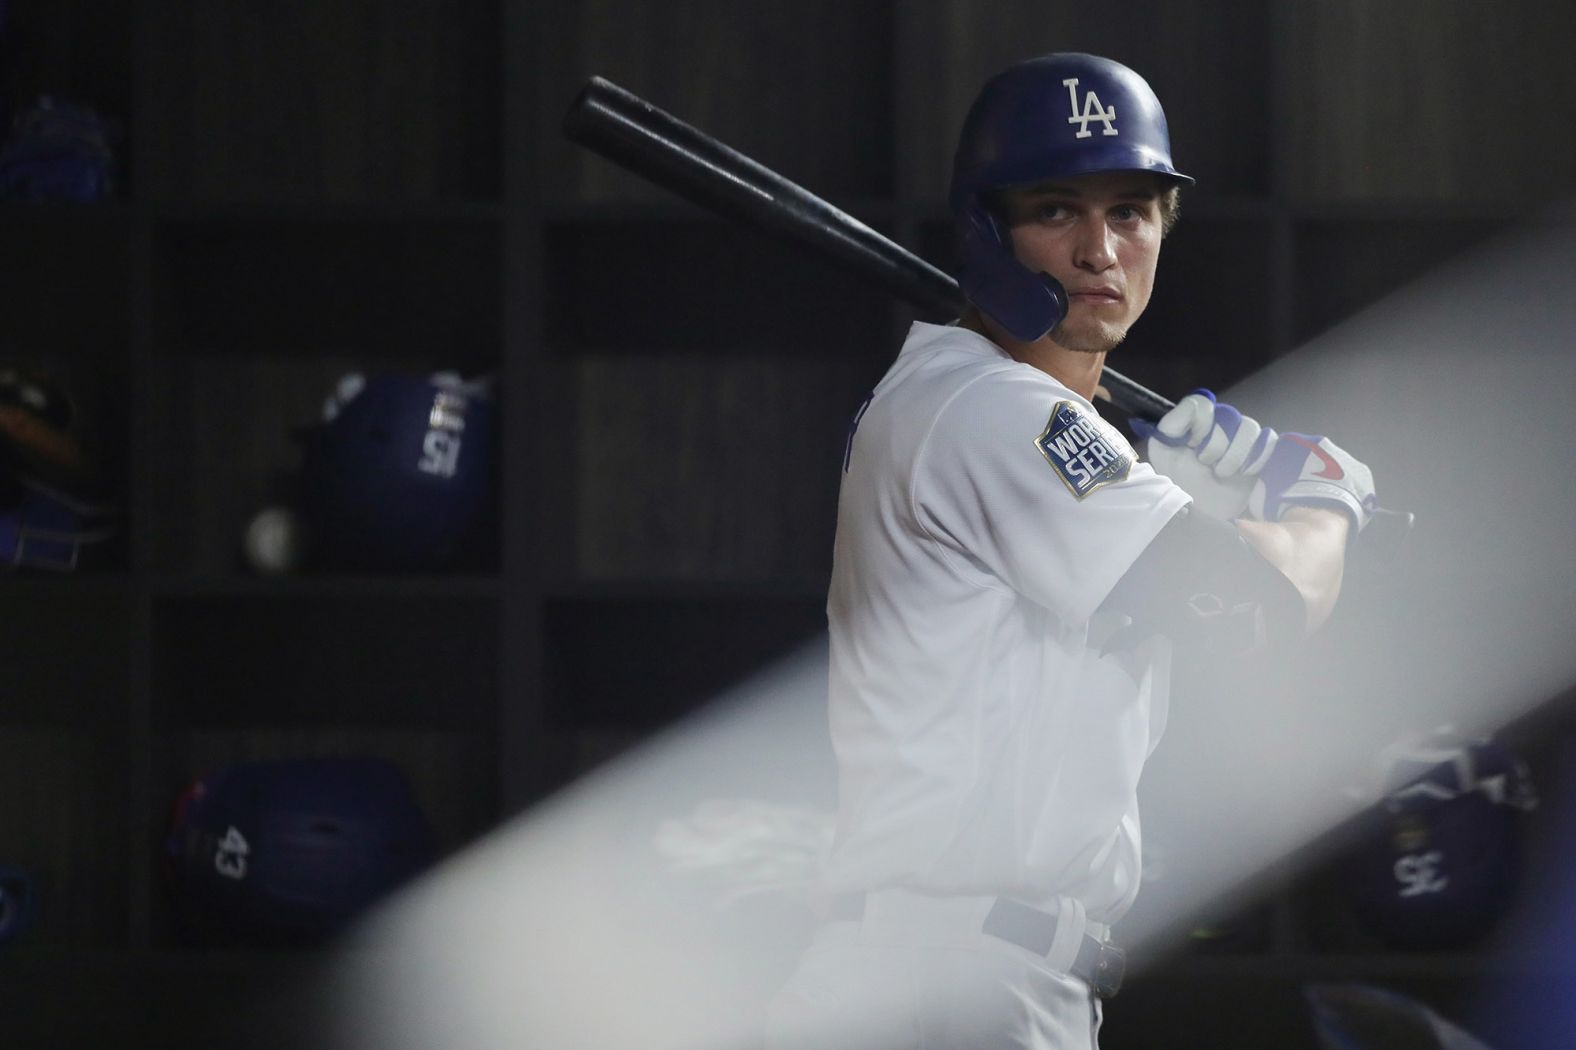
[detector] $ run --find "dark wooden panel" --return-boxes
[1284,1,1576,201]
[901,1,1273,202]
[1099,969,1547,1049]
[151,595,499,730]
[545,596,826,729]
[1101,972,1323,1049]
[0,953,340,1050]
[155,219,499,360]
[574,355,878,583]
[542,0,895,204]
[0,212,131,357]
[0,0,133,136]
[142,0,500,202]
[1293,218,1500,343]
[0,729,128,947]
[544,218,897,356]
[1130,215,1280,393]
[146,356,361,575]
[0,585,131,726]
[0,965,159,1050]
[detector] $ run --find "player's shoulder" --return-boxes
[886,323,1132,462]
[897,320,1022,377]
[929,352,1088,437]
[919,350,1142,492]
[893,323,1060,407]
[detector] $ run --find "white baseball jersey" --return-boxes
[823,321,1190,924]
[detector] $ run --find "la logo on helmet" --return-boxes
[1063,78,1118,138]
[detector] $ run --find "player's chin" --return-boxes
[1052,320,1128,355]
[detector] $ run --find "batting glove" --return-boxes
[1131,389,1276,521]
[1247,432,1377,532]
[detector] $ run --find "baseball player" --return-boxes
[765,53,1377,1049]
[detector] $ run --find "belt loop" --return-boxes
[1044,896,1087,973]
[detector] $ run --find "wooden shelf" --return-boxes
[544,578,830,602]
[151,199,503,223]
[1137,949,1555,983]
[148,573,502,601]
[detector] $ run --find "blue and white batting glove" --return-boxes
[1131,389,1276,521]
[1247,432,1377,532]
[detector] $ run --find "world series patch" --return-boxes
[1035,400,1133,500]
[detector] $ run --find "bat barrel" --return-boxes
[563,76,965,318]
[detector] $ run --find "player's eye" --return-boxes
[1111,203,1153,224]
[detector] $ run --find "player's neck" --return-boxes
[1016,342,1106,402]
[960,308,1106,402]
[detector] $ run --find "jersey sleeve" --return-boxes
[912,368,1190,624]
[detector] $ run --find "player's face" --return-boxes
[998,171,1165,354]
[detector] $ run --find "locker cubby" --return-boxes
[140,353,502,578]
[139,0,502,205]
[568,353,877,584]
[149,593,499,732]
[153,218,500,361]
[543,216,896,358]
[544,594,826,731]
[0,727,129,948]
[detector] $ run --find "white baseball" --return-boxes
[243,505,303,574]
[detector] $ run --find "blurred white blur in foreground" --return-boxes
[332,645,838,1050]
[332,203,1576,1050]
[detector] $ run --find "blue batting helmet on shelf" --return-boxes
[0,96,118,203]
[296,371,497,571]
[164,756,438,944]
[0,366,117,571]
[949,52,1192,343]
[1343,727,1537,951]
[0,865,36,946]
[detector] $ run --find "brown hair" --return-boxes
[1158,185,1181,235]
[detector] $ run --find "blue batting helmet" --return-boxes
[0,366,117,571]
[164,756,437,944]
[0,96,118,203]
[0,865,36,946]
[296,372,497,571]
[1343,729,1536,951]
[949,53,1193,343]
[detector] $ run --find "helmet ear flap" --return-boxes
[956,198,1068,343]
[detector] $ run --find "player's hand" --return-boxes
[1248,432,1377,532]
[1131,389,1276,521]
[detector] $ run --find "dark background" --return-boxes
[2,1,1575,1046]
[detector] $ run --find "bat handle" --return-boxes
[1363,507,1415,559]
[1098,368,1175,422]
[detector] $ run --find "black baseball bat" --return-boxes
[561,75,1412,548]
[561,75,1173,420]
